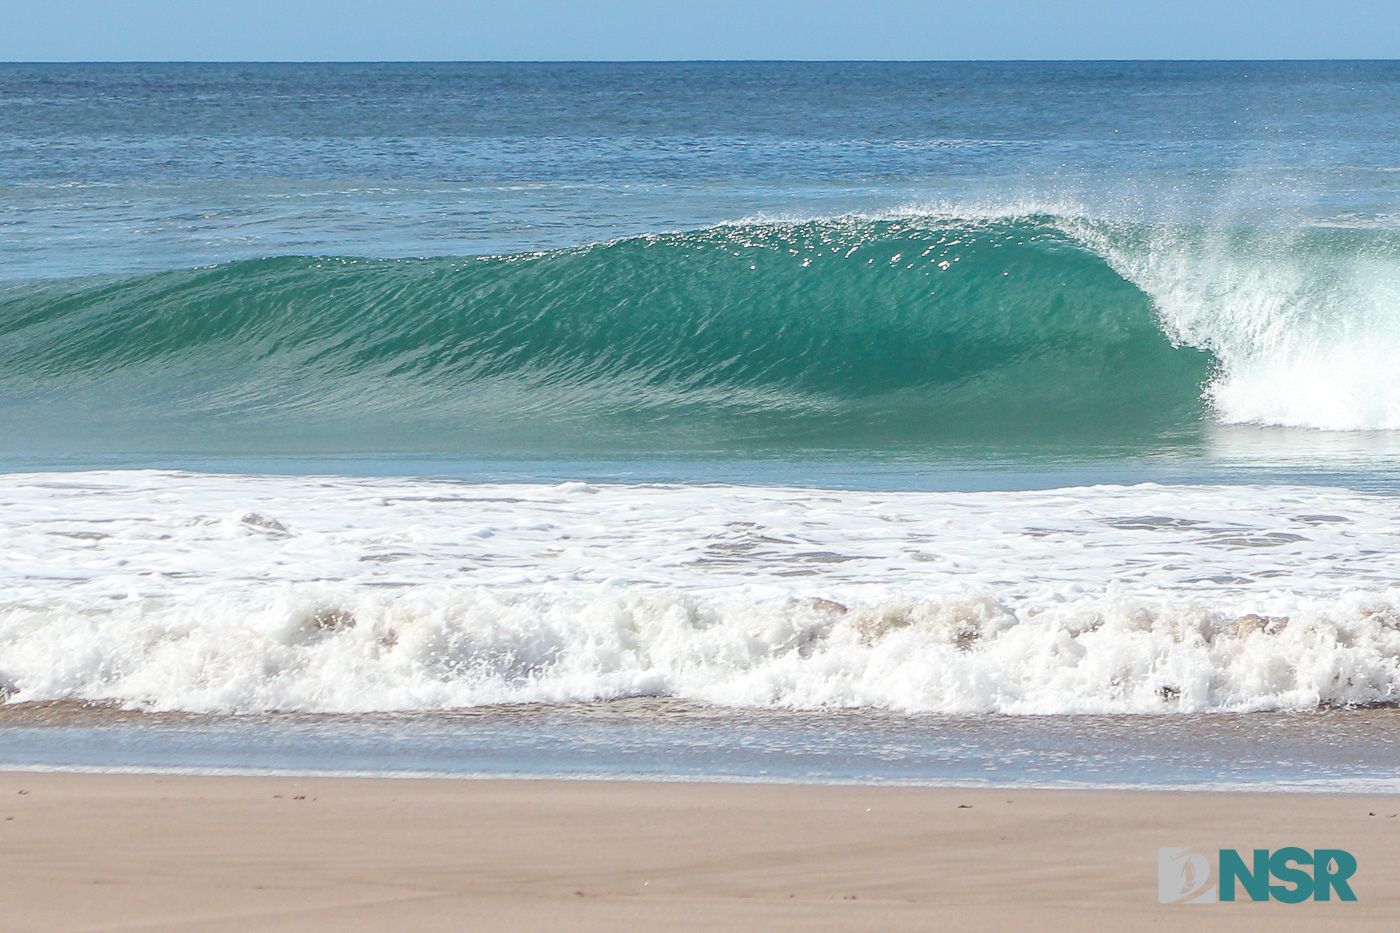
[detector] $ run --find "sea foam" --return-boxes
[2,471,1398,714]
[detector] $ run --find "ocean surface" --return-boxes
[4,61,1400,788]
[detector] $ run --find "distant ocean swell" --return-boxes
[4,214,1399,454]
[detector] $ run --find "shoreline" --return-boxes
[5,700,1400,793]
[3,770,1397,931]
[2,762,1399,795]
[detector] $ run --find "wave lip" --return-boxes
[1074,220,1400,433]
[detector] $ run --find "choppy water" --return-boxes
[4,62,1400,787]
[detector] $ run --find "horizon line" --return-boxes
[3,57,1399,65]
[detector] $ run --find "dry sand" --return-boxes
[1,770,1396,931]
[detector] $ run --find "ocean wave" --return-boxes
[0,217,1208,453]
[5,213,1400,453]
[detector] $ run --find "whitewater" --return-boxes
[3,470,1399,715]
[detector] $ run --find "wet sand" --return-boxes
[1,771,1396,931]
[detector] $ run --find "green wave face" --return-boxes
[0,219,1211,456]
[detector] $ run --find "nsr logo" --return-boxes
[1159,847,1357,904]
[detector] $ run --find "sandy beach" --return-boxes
[0,771,1394,931]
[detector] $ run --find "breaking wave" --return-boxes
[4,214,1400,454]
[0,217,1206,454]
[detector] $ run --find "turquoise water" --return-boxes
[0,219,1211,457]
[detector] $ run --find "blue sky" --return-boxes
[1,0,1396,62]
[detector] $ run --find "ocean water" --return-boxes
[4,61,1400,787]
